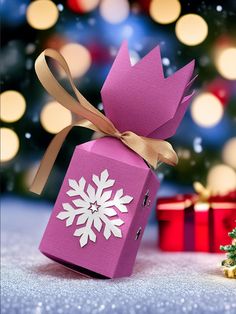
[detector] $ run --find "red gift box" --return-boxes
[156,191,236,252]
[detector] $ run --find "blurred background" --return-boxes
[1,0,236,202]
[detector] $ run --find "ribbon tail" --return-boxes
[145,138,178,167]
[30,125,73,194]
[157,151,178,167]
[30,120,100,195]
[121,131,178,169]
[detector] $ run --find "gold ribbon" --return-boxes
[175,182,211,209]
[30,49,178,195]
[193,183,236,209]
[193,182,211,203]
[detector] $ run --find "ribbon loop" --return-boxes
[193,182,211,202]
[30,49,178,195]
[36,49,117,135]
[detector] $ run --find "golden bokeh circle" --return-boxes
[207,164,236,195]
[215,47,236,80]
[60,43,92,78]
[0,128,20,162]
[149,0,181,24]
[79,0,100,12]
[0,90,26,123]
[40,101,72,134]
[100,0,130,24]
[222,137,236,169]
[191,92,223,128]
[26,0,59,30]
[175,14,208,46]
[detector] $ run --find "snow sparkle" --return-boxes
[1,199,236,314]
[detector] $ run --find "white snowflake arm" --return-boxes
[102,189,133,212]
[93,215,102,232]
[66,177,89,202]
[74,215,96,247]
[57,169,133,247]
[100,213,124,239]
[56,203,87,226]
[92,169,115,199]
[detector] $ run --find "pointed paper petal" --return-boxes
[104,226,111,239]
[93,216,102,232]
[101,169,109,181]
[112,219,124,226]
[77,213,89,225]
[89,229,96,242]
[80,234,88,247]
[74,228,84,237]
[72,198,89,208]
[56,211,69,220]
[103,207,117,217]
[87,184,96,203]
[120,195,133,204]
[149,91,194,139]
[115,189,123,199]
[99,190,112,203]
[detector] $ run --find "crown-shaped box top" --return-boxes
[101,41,195,139]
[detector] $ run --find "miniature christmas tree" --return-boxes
[220,228,236,279]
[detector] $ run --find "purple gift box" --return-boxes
[40,137,159,278]
[36,42,195,278]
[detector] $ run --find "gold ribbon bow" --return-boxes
[30,49,178,195]
[193,182,211,203]
[184,182,211,210]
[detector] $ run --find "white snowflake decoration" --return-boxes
[57,169,133,247]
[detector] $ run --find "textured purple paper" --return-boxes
[39,43,195,278]
[101,41,195,138]
[40,138,159,278]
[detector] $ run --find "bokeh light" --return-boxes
[0,0,30,27]
[26,0,59,30]
[149,0,181,24]
[207,79,230,106]
[60,43,92,78]
[0,90,26,123]
[0,128,20,162]
[222,137,236,169]
[191,92,224,128]
[129,50,140,65]
[100,0,130,24]
[1,0,236,202]
[215,47,236,80]
[175,14,208,46]
[67,0,100,13]
[40,101,72,134]
[207,164,236,195]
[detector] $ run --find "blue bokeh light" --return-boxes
[1,0,30,26]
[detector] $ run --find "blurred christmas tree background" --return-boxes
[1,0,236,201]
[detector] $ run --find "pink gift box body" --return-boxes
[40,137,159,278]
